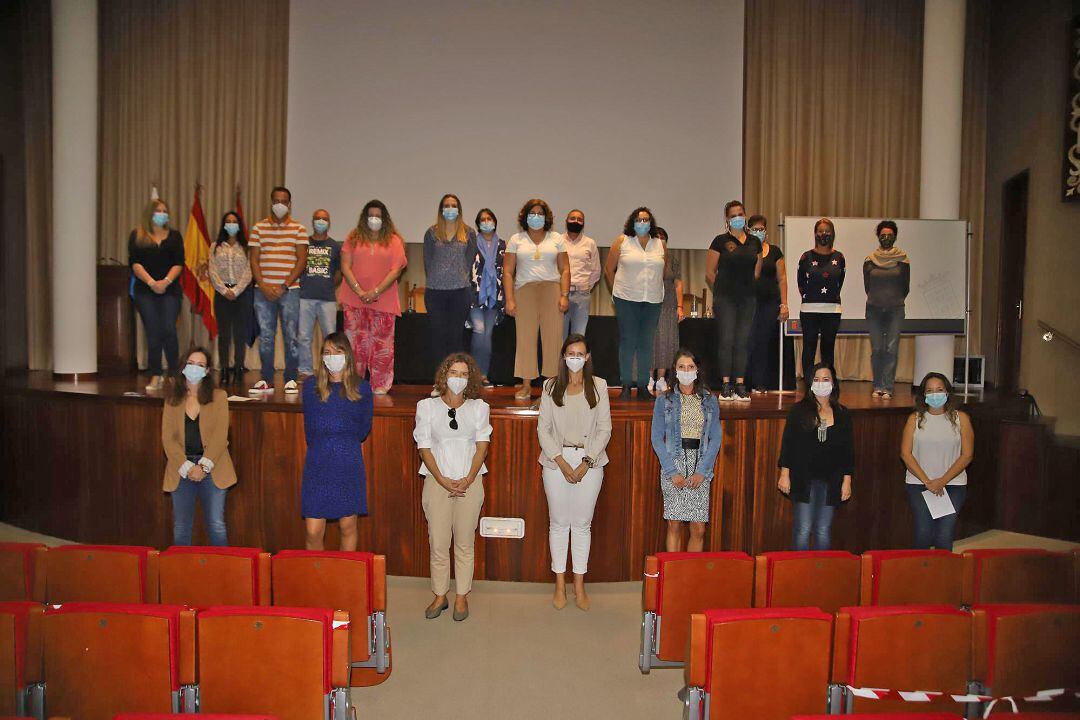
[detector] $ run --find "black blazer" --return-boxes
[778,404,854,506]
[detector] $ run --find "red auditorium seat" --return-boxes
[753,551,861,613]
[831,605,973,714]
[982,715,1080,719]
[271,550,389,686]
[859,550,963,606]
[683,607,833,720]
[639,552,753,672]
[158,547,271,606]
[972,604,1080,715]
[962,548,1075,604]
[115,715,279,720]
[195,606,351,720]
[0,603,43,719]
[791,715,964,719]
[40,545,159,604]
[43,603,196,720]
[0,545,45,602]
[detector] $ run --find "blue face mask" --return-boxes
[182,363,208,384]
[152,212,169,227]
[633,220,651,236]
[728,215,746,232]
[526,213,545,230]
[924,391,948,409]
[748,228,765,240]
[224,222,240,237]
[442,207,459,222]
[479,221,495,234]
[313,219,329,234]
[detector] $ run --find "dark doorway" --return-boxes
[995,170,1029,393]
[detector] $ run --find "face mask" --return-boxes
[526,213,545,230]
[811,381,834,398]
[925,391,948,409]
[748,228,765,241]
[815,233,834,247]
[313,219,329,234]
[182,363,207,384]
[152,212,169,227]
[878,234,896,249]
[446,376,468,395]
[272,203,289,220]
[728,216,746,232]
[564,356,586,372]
[566,221,584,234]
[322,353,347,374]
[633,220,651,236]
[479,221,495,234]
[224,222,240,237]
[367,216,383,231]
[442,207,459,222]
[676,370,698,386]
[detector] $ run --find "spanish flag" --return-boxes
[181,186,217,338]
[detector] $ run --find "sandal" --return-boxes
[514,386,532,401]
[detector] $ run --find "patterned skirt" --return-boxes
[660,447,711,523]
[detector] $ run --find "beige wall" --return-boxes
[982,0,1080,434]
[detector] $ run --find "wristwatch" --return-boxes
[583,455,595,468]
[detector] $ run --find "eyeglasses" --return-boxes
[447,407,458,430]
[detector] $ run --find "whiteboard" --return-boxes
[781,216,967,335]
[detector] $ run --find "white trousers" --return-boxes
[541,448,604,575]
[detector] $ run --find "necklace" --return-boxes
[816,416,828,443]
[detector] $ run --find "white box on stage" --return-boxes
[480,517,525,540]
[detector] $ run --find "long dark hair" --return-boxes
[545,334,598,408]
[791,363,843,430]
[914,371,960,428]
[215,210,247,247]
[167,346,215,406]
[664,347,709,397]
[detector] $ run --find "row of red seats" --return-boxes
[0,601,353,720]
[640,548,1077,670]
[678,603,1078,719]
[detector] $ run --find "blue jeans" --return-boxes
[171,462,229,546]
[613,297,662,388]
[254,287,300,383]
[866,305,904,392]
[297,298,338,375]
[132,291,181,375]
[469,306,499,377]
[563,291,591,338]
[907,483,967,550]
[791,480,836,550]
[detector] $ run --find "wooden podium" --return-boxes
[97,263,136,373]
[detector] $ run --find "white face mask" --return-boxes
[811,381,834,398]
[676,370,698,386]
[367,216,383,231]
[272,202,289,220]
[446,376,468,395]
[564,356,586,373]
[322,353,347,374]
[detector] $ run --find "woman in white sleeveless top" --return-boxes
[900,372,974,550]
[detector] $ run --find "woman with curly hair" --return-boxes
[413,352,492,621]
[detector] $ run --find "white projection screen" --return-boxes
[286,0,744,249]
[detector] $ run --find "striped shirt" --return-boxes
[249,217,309,289]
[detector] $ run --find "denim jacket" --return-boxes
[650,390,722,480]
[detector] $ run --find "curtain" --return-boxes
[97,0,289,370]
[960,0,988,359]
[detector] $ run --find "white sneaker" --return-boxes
[249,380,272,395]
[145,375,164,392]
[284,379,299,394]
[647,377,656,395]
[654,376,669,393]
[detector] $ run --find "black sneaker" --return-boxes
[734,383,751,402]
[620,384,632,400]
[718,382,735,402]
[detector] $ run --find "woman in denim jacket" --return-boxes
[650,348,722,552]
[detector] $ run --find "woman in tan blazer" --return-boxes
[162,346,236,546]
[537,333,612,611]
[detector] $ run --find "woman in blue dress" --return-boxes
[302,331,373,550]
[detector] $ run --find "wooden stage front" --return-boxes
[0,372,1027,582]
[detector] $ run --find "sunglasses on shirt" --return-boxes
[447,407,458,431]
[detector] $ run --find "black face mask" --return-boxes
[815,233,834,247]
[566,221,584,234]
[878,234,896,249]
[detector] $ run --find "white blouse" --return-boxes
[413,397,493,479]
[905,411,967,486]
[612,234,665,303]
[507,231,566,287]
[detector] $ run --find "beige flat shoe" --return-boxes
[574,592,591,611]
[514,386,532,400]
[552,593,567,610]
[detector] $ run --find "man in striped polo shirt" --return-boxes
[248,186,309,394]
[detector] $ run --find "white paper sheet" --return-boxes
[922,489,956,519]
[227,395,255,402]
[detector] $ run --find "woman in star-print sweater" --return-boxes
[796,218,846,380]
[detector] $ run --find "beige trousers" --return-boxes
[514,280,563,380]
[422,474,485,595]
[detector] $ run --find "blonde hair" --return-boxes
[135,198,168,247]
[315,332,362,402]
[434,193,470,243]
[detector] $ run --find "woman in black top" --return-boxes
[777,363,853,550]
[796,218,845,382]
[705,200,762,402]
[129,198,185,392]
[746,215,788,393]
